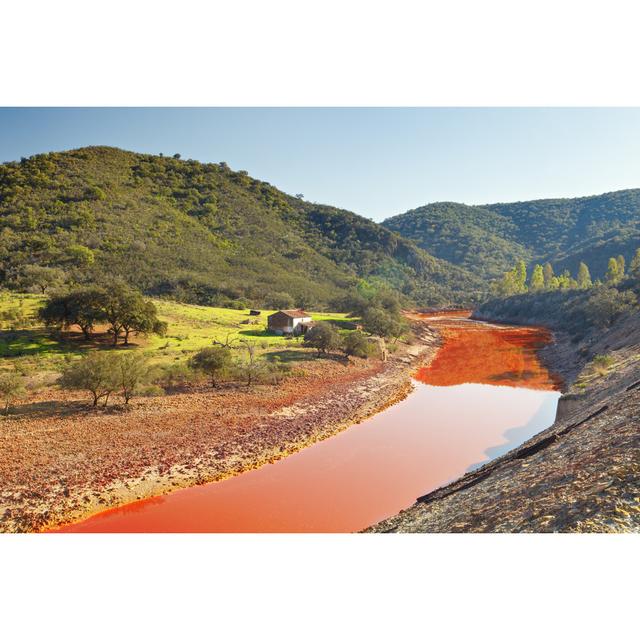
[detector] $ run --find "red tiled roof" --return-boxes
[277,309,311,318]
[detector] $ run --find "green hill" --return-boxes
[0,146,482,308]
[383,190,640,281]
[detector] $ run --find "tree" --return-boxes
[606,257,620,284]
[18,265,65,294]
[189,346,232,387]
[235,341,264,387]
[60,352,120,407]
[40,287,105,339]
[515,260,527,292]
[630,248,640,278]
[0,371,26,415]
[543,263,555,290]
[362,308,393,338]
[617,255,626,279]
[303,322,342,356]
[173,153,181,160]
[99,283,166,345]
[557,269,577,290]
[496,260,528,296]
[116,352,149,404]
[65,244,95,267]
[577,262,592,289]
[342,331,373,358]
[120,298,167,345]
[529,264,544,292]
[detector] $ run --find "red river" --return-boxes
[52,314,561,533]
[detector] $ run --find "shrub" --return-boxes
[342,331,375,358]
[189,346,233,387]
[0,371,26,415]
[304,322,342,356]
[116,352,149,404]
[60,352,120,407]
[137,384,166,397]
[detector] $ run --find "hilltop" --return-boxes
[0,146,482,308]
[384,189,640,281]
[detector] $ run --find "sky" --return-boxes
[2,107,640,221]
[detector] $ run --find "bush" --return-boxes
[0,371,26,415]
[584,287,637,329]
[150,362,199,387]
[116,352,149,404]
[362,307,408,342]
[60,352,120,407]
[137,384,166,397]
[342,331,375,358]
[304,322,342,356]
[189,346,233,387]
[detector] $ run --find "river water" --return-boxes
[53,315,561,533]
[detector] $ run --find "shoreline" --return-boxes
[368,312,640,533]
[18,318,439,533]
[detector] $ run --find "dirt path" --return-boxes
[1,320,438,533]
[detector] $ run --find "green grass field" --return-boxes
[0,292,356,371]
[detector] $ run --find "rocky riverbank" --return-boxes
[368,311,640,532]
[1,319,439,533]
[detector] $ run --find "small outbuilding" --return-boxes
[267,309,313,336]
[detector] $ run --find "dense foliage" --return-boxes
[0,146,482,309]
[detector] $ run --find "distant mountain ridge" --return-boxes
[384,189,640,281]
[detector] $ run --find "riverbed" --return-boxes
[52,315,561,533]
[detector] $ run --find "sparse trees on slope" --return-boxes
[584,287,637,328]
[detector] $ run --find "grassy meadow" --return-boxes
[0,291,356,374]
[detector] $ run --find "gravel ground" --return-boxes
[1,323,437,533]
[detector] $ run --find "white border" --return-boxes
[1,1,639,637]
[2,0,640,106]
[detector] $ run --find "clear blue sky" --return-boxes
[2,107,640,221]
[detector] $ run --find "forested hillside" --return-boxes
[384,190,640,282]
[0,147,482,308]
